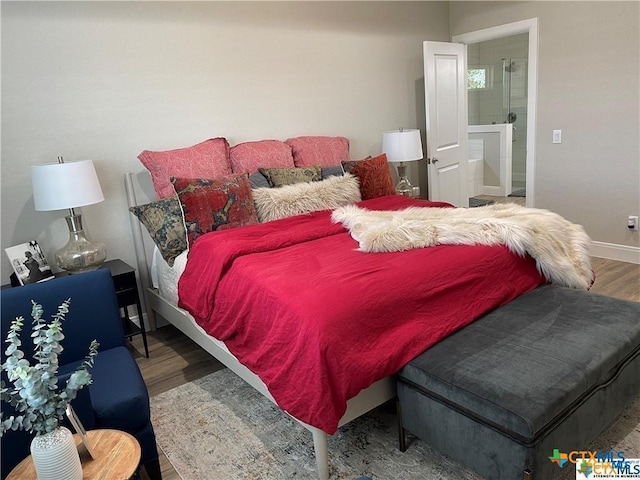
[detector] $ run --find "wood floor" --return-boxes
[132,329,223,479]
[131,256,639,480]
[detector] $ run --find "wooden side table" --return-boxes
[7,429,141,480]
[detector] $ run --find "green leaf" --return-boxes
[1,298,94,436]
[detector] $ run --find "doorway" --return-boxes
[453,18,538,208]
[468,35,527,196]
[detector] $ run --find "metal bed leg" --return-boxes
[396,397,407,452]
[311,428,329,480]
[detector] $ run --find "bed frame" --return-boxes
[124,171,396,480]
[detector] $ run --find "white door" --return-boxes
[424,41,468,207]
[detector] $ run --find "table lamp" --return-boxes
[382,128,423,197]
[31,157,107,274]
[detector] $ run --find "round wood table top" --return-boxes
[7,429,141,480]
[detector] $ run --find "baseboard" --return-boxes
[126,312,157,330]
[129,311,169,330]
[591,241,640,264]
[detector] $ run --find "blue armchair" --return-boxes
[1,268,161,479]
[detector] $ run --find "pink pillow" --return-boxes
[285,136,350,167]
[229,140,294,174]
[138,138,232,199]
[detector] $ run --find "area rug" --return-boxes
[509,188,526,197]
[150,368,640,480]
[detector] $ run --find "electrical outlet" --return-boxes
[628,215,639,231]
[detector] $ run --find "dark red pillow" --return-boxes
[342,153,396,200]
[171,173,258,246]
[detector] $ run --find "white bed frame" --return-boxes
[124,172,396,480]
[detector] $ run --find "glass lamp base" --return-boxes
[395,163,421,198]
[56,215,107,274]
[395,177,421,198]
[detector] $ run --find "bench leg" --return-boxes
[396,398,407,452]
[523,469,533,480]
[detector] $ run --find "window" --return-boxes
[467,65,493,90]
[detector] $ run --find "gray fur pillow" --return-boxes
[252,173,361,222]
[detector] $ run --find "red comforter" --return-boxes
[178,195,545,434]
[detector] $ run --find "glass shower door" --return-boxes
[502,57,527,195]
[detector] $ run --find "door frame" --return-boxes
[452,18,538,208]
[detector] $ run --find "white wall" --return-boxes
[1,1,450,280]
[450,1,640,256]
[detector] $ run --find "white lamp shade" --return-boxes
[32,160,104,211]
[382,129,424,163]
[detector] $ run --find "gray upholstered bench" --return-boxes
[397,285,640,480]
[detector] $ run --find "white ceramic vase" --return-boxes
[30,426,83,480]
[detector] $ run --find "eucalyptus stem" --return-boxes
[1,299,99,436]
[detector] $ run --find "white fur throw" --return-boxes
[332,203,593,290]
[253,173,361,222]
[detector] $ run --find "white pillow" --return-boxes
[252,173,361,222]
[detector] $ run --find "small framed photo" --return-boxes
[4,241,54,286]
[66,404,96,459]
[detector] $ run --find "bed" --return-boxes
[124,136,590,479]
[126,169,397,480]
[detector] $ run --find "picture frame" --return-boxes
[4,241,54,286]
[66,404,96,459]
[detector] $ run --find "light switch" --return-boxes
[553,130,562,144]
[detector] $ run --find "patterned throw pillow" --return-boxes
[138,138,232,199]
[258,166,322,188]
[171,173,258,246]
[285,136,350,167]
[129,195,187,267]
[342,153,396,200]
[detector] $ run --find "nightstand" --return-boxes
[3,259,149,357]
[102,259,150,358]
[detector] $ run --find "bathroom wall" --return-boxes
[467,33,528,189]
[468,124,512,196]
